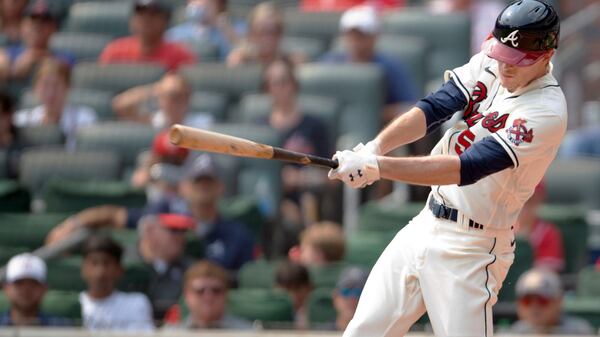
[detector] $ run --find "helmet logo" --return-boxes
[501,30,520,47]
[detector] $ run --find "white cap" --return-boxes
[5,253,47,284]
[340,5,380,34]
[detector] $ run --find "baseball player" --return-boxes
[327,1,566,336]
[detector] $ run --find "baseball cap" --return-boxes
[340,6,380,35]
[152,130,189,160]
[24,0,57,21]
[133,0,171,15]
[158,213,196,230]
[336,266,369,290]
[516,268,562,299]
[5,253,47,284]
[182,154,219,181]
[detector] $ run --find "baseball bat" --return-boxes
[169,124,339,169]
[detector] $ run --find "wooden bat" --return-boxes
[169,124,338,169]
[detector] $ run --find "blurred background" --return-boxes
[0,0,599,335]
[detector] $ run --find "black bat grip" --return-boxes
[272,147,338,169]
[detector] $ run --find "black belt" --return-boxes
[428,197,485,230]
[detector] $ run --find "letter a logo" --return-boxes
[501,30,520,47]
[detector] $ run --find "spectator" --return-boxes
[509,268,594,335]
[301,0,404,11]
[320,5,417,121]
[0,0,29,46]
[79,235,155,331]
[99,0,196,71]
[0,253,70,326]
[0,90,18,178]
[262,57,331,232]
[559,127,600,159]
[166,260,252,329]
[47,154,255,273]
[288,221,346,267]
[516,183,565,272]
[330,266,368,331]
[131,130,191,189]
[275,261,313,329]
[166,0,241,60]
[12,58,97,150]
[112,73,213,131]
[0,0,73,81]
[227,2,304,67]
[123,214,195,321]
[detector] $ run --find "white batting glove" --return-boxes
[353,139,382,156]
[328,150,380,189]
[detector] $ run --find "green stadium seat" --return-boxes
[308,287,336,325]
[576,266,600,298]
[189,91,230,121]
[20,88,115,121]
[0,290,81,320]
[16,126,64,149]
[238,93,340,147]
[283,10,342,45]
[358,201,424,233]
[0,215,59,249]
[562,297,600,330]
[298,64,384,144]
[180,64,263,101]
[75,122,157,168]
[182,40,220,62]
[41,179,146,213]
[19,148,121,193]
[227,288,294,324]
[0,246,30,266]
[0,150,6,178]
[0,180,30,212]
[228,0,299,20]
[72,62,166,94]
[238,259,277,289]
[498,238,533,302]
[346,232,393,268]
[50,32,113,62]
[382,9,471,83]
[309,262,348,289]
[64,1,131,38]
[219,195,266,242]
[544,158,600,209]
[281,36,327,61]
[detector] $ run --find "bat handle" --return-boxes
[272,147,338,169]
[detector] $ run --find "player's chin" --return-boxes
[499,74,518,92]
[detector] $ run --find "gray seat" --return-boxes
[20,88,114,120]
[544,158,600,209]
[181,64,263,101]
[281,36,327,61]
[64,1,132,38]
[72,62,166,94]
[19,148,121,193]
[382,9,470,84]
[183,40,220,62]
[16,126,64,149]
[50,32,113,62]
[76,122,157,168]
[283,10,342,46]
[190,91,230,121]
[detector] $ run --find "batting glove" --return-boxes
[353,139,382,156]
[328,150,380,189]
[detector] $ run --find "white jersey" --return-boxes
[430,51,567,229]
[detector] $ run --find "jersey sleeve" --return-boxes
[443,51,489,102]
[491,107,566,169]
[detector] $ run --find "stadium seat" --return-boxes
[189,91,230,121]
[16,126,64,149]
[563,297,600,329]
[0,216,58,249]
[227,288,294,324]
[219,195,266,243]
[50,32,113,62]
[19,148,121,193]
[283,10,342,46]
[309,262,348,289]
[358,201,424,233]
[298,64,384,144]
[544,158,600,209]
[576,266,600,298]
[0,150,6,178]
[228,0,299,19]
[238,259,277,289]
[238,93,340,147]
[180,64,263,102]
[41,179,146,213]
[0,180,30,213]
[307,287,336,325]
[345,231,393,268]
[75,122,157,168]
[72,63,166,94]
[498,238,533,302]
[281,36,327,61]
[64,1,132,38]
[183,40,220,62]
[0,290,81,320]
[382,9,470,83]
[0,246,30,266]
[20,88,115,121]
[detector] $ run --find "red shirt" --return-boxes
[529,219,565,272]
[301,0,404,11]
[99,36,197,71]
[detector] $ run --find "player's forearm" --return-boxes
[76,205,127,229]
[378,155,461,186]
[374,106,427,154]
[112,84,154,118]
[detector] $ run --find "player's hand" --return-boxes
[328,150,380,188]
[353,139,382,156]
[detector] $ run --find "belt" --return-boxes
[428,197,485,230]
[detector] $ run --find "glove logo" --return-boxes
[506,118,534,146]
[501,30,520,48]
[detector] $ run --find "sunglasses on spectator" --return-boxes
[191,286,225,296]
[339,287,363,298]
[519,294,552,306]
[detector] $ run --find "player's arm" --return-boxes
[373,80,468,155]
[377,136,514,186]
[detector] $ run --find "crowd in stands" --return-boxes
[0,0,599,334]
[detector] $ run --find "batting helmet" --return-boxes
[485,0,559,66]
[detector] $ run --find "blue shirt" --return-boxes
[0,310,72,327]
[320,52,417,105]
[166,23,232,60]
[6,45,75,66]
